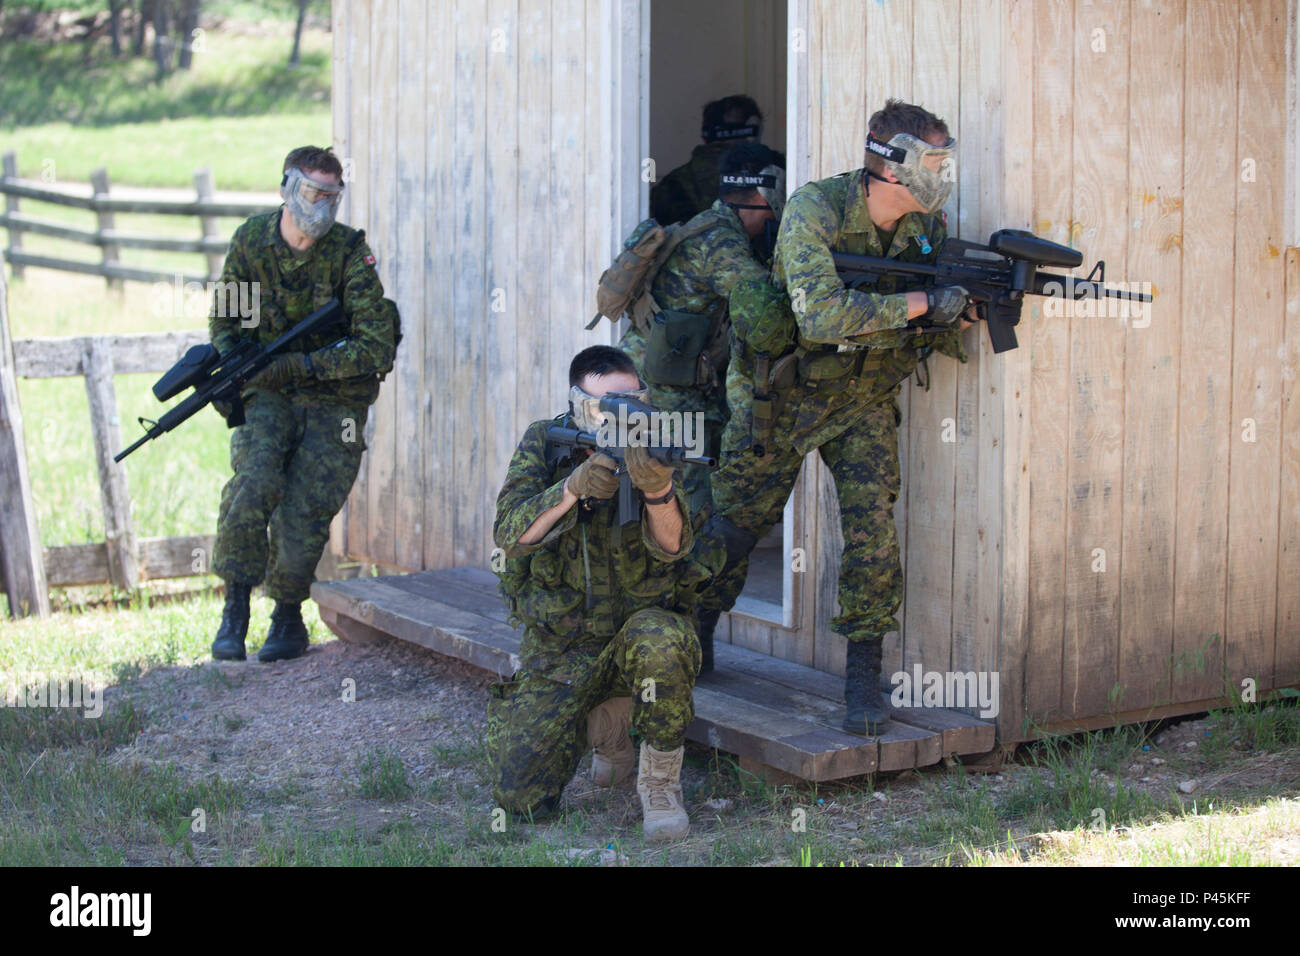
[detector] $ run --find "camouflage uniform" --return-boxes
[488,417,722,818]
[700,168,966,643]
[617,201,770,518]
[650,143,729,226]
[209,208,396,603]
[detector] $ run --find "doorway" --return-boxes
[648,0,789,623]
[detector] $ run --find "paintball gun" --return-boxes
[546,393,715,543]
[114,298,346,462]
[833,229,1153,353]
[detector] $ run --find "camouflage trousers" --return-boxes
[487,607,700,818]
[212,389,368,603]
[699,390,903,643]
[619,325,727,520]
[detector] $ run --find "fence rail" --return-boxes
[0,151,278,288]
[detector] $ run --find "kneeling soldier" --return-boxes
[488,345,719,841]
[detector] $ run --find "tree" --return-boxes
[289,0,309,68]
[108,0,124,57]
[177,0,200,70]
[152,0,172,80]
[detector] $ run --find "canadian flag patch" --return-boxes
[364,254,377,266]
[940,210,948,226]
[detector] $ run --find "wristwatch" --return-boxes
[642,486,676,506]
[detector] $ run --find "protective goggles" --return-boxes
[569,384,649,435]
[281,167,345,210]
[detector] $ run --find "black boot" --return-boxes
[211,583,252,661]
[697,608,721,673]
[842,639,890,736]
[258,600,310,662]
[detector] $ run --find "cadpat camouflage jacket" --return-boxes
[650,142,729,227]
[208,208,397,408]
[768,168,967,451]
[494,417,723,675]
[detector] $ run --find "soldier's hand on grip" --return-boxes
[626,442,676,494]
[566,452,620,499]
[249,353,311,390]
[917,285,971,330]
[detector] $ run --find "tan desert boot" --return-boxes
[588,696,636,787]
[636,741,689,842]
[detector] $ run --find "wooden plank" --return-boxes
[715,638,993,755]
[1226,0,1286,691]
[688,685,879,780]
[83,339,138,590]
[0,212,229,254]
[393,0,427,572]
[0,264,48,616]
[344,0,372,563]
[44,534,215,587]
[1063,0,1129,720]
[89,168,121,292]
[0,178,274,218]
[449,0,488,567]
[330,0,353,558]
[1278,247,1300,685]
[311,578,522,677]
[904,0,960,681]
[1026,0,1074,727]
[2,152,24,279]
[423,0,455,570]
[1172,0,1235,705]
[193,168,223,280]
[382,571,511,624]
[318,604,386,646]
[487,0,520,576]
[364,0,399,569]
[1118,0,1184,713]
[12,330,207,378]
[1,251,205,286]
[994,0,1036,741]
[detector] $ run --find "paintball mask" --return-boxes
[280,167,344,240]
[865,131,956,214]
[569,384,649,436]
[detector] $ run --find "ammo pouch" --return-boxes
[644,309,711,387]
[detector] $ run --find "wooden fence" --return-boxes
[0,151,277,287]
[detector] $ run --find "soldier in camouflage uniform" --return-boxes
[488,346,722,841]
[209,146,398,663]
[650,94,764,226]
[618,143,785,528]
[696,100,981,735]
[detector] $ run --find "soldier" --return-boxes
[618,143,785,531]
[696,99,987,735]
[209,146,398,663]
[650,94,763,227]
[488,346,721,841]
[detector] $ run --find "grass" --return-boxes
[355,747,413,801]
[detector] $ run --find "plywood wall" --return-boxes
[804,0,1298,737]
[330,0,616,574]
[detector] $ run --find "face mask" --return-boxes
[865,131,957,214]
[568,384,649,435]
[280,167,344,239]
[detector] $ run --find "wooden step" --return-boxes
[311,568,996,781]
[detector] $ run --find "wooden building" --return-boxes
[316,0,1300,772]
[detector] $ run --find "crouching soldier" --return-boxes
[488,345,721,841]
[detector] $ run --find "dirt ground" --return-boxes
[96,629,1300,865]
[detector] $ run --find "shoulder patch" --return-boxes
[364,253,377,266]
[940,210,948,226]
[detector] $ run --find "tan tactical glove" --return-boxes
[566,452,620,499]
[626,443,676,496]
[249,352,312,390]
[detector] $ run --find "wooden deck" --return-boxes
[310,567,996,781]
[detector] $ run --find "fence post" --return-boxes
[0,264,50,617]
[89,168,122,292]
[194,167,222,282]
[83,339,139,591]
[2,152,24,281]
